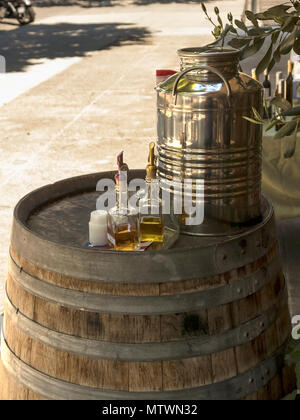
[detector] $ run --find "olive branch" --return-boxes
[201,1,300,157]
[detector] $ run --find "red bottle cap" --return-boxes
[156,69,177,77]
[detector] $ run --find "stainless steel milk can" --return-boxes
[156,47,264,235]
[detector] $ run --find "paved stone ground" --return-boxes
[0,0,247,312]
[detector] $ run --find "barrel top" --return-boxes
[21,170,217,250]
[10,170,276,283]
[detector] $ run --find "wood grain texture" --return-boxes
[0,359,43,400]
[6,265,285,344]
[9,242,278,297]
[2,302,291,393]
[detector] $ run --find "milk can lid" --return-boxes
[177,46,240,59]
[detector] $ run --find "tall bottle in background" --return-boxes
[263,69,272,119]
[275,79,285,131]
[275,71,283,96]
[284,60,294,105]
[290,50,300,105]
[251,68,258,81]
[107,152,139,251]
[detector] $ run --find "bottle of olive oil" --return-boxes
[275,79,285,131]
[274,71,283,96]
[251,68,258,81]
[107,152,139,251]
[284,60,294,105]
[139,142,164,243]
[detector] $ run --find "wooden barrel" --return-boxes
[0,170,296,400]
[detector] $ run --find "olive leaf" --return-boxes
[263,98,271,120]
[273,45,281,63]
[248,27,264,36]
[280,26,300,54]
[252,106,263,122]
[240,38,265,60]
[282,106,300,117]
[267,57,276,74]
[211,24,234,45]
[243,116,264,125]
[271,31,280,44]
[293,36,300,54]
[245,10,259,27]
[284,136,297,158]
[265,119,278,132]
[255,12,269,20]
[274,120,297,139]
[229,26,237,35]
[284,118,299,158]
[201,3,207,13]
[256,42,273,75]
[267,5,292,15]
[227,13,233,24]
[270,96,292,111]
[282,16,300,32]
[261,4,292,18]
[234,19,248,33]
[228,37,250,49]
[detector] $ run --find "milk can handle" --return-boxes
[172,65,232,105]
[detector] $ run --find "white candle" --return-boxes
[89,210,108,246]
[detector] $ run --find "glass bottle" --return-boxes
[139,142,164,243]
[263,69,272,119]
[284,60,294,105]
[251,68,258,81]
[275,79,285,131]
[274,71,283,96]
[107,152,139,251]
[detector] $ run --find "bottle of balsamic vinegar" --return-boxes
[263,69,271,97]
[107,152,139,251]
[284,60,294,105]
[263,69,272,119]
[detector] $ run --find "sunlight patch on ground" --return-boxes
[0,57,80,107]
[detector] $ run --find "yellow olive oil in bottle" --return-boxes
[140,216,164,242]
[251,68,258,81]
[139,142,164,243]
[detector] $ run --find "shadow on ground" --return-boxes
[132,0,220,4]
[34,0,122,7]
[34,0,215,6]
[0,22,151,72]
